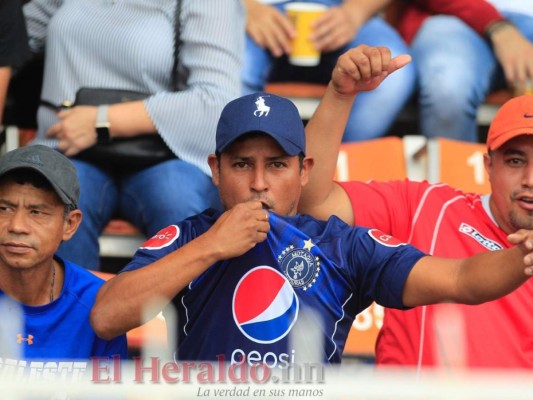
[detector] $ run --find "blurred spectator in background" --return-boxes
[393,0,533,141]
[0,0,30,124]
[23,0,245,270]
[241,0,416,142]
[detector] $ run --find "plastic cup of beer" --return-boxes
[285,2,327,67]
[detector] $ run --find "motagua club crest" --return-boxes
[278,239,321,290]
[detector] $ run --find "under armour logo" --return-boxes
[254,96,270,117]
[16,334,34,345]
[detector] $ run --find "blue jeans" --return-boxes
[242,2,416,142]
[57,159,221,270]
[411,12,533,141]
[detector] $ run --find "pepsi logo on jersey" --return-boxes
[233,266,299,344]
[232,267,299,368]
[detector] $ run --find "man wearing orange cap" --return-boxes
[299,45,533,369]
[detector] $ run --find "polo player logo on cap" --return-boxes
[254,96,270,117]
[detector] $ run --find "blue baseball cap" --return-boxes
[216,93,306,156]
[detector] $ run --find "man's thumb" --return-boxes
[389,54,412,74]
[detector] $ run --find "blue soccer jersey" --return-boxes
[122,209,425,365]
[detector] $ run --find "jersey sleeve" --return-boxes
[120,224,184,273]
[338,179,430,241]
[120,211,218,273]
[415,0,503,37]
[395,0,504,44]
[347,226,426,310]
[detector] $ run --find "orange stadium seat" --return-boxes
[427,137,491,194]
[343,303,384,358]
[335,136,407,182]
[264,82,327,98]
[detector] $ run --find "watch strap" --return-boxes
[95,104,111,144]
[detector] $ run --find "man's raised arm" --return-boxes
[299,45,411,225]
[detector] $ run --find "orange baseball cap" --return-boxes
[486,95,533,151]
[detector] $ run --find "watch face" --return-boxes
[96,126,111,144]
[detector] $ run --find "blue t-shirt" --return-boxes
[0,257,127,361]
[122,209,425,365]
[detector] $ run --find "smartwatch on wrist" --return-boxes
[95,104,112,144]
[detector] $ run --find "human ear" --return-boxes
[208,154,221,187]
[300,156,314,187]
[62,209,82,241]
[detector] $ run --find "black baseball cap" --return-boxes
[0,145,79,208]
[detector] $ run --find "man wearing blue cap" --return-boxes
[92,46,533,367]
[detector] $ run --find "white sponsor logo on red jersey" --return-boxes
[367,229,406,247]
[458,223,503,251]
[140,225,180,250]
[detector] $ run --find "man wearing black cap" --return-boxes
[0,145,126,361]
[92,47,533,367]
